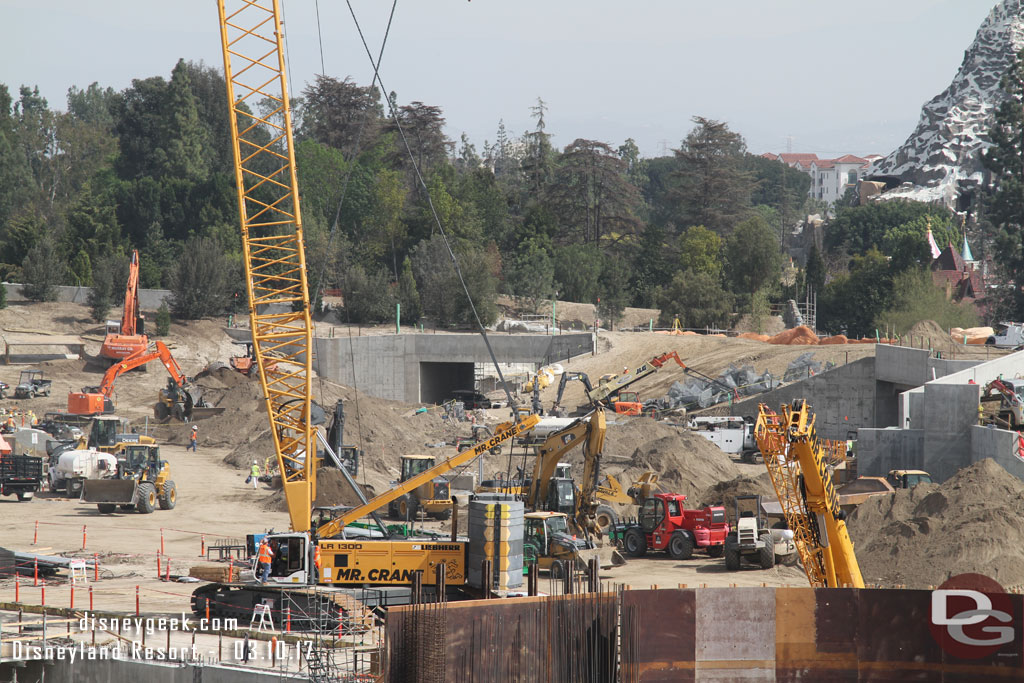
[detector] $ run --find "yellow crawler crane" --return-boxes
[754,401,863,588]
[217,0,315,534]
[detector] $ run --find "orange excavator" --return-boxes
[99,250,148,363]
[68,341,216,421]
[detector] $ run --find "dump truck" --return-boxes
[0,453,43,501]
[80,444,177,514]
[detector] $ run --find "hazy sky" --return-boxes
[0,0,1002,158]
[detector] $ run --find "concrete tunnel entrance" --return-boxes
[419,361,475,404]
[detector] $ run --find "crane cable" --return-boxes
[345,0,522,418]
[296,0,400,483]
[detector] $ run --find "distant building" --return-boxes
[762,152,878,204]
[930,240,986,313]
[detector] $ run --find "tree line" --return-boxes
[2,57,1017,334]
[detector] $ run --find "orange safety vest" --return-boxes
[314,545,321,569]
[257,542,273,564]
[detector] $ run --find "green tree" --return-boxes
[805,241,826,294]
[678,225,723,278]
[597,253,630,330]
[824,200,952,256]
[543,138,642,246]
[155,302,171,336]
[505,236,555,313]
[21,239,64,301]
[88,255,114,322]
[817,248,892,337]
[553,243,603,303]
[169,237,233,319]
[671,117,752,235]
[982,47,1024,319]
[876,268,978,335]
[882,216,957,273]
[396,257,421,322]
[342,265,395,324]
[725,215,783,294]
[656,270,734,329]
[629,224,676,308]
[299,75,382,151]
[411,235,497,327]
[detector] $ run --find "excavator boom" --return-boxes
[68,341,191,415]
[121,250,140,337]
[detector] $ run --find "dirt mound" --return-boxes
[597,418,744,499]
[905,319,957,353]
[697,472,775,518]
[848,459,1024,589]
[265,468,378,512]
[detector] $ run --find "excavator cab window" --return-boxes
[89,419,118,449]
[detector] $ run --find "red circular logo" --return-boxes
[929,573,1014,660]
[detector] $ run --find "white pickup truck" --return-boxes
[987,322,1024,348]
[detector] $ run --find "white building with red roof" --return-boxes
[765,152,873,204]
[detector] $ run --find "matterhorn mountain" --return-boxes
[869,0,1024,206]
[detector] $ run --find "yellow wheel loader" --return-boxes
[81,444,177,514]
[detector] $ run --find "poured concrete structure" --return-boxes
[735,344,1024,482]
[313,332,593,404]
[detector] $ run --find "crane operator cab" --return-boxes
[249,533,312,585]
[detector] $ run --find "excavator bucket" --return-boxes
[81,479,138,504]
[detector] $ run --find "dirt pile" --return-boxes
[265,467,379,513]
[848,459,1024,589]
[596,418,745,500]
[697,472,775,519]
[157,368,454,493]
[905,319,958,353]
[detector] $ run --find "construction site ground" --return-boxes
[0,301,1010,621]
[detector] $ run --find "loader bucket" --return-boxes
[187,406,225,421]
[81,479,138,505]
[575,545,626,569]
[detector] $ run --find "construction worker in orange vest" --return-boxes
[256,537,274,583]
[313,544,321,582]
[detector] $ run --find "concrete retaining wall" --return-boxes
[313,333,594,403]
[735,357,877,440]
[3,283,172,311]
[971,425,1024,478]
[857,427,925,476]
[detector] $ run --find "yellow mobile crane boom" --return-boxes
[755,400,863,588]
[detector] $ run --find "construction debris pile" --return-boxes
[647,354,829,411]
[849,459,1024,589]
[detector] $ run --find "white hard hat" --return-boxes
[192,425,198,430]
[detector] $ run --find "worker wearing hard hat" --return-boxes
[256,537,274,583]
[188,425,198,452]
[250,460,261,489]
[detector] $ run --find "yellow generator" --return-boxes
[387,455,452,520]
[81,444,177,514]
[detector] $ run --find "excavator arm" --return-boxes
[315,413,541,539]
[553,372,594,409]
[69,341,191,414]
[121,250,141,337]
[572,408,607,534]
[526,412,600,508]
